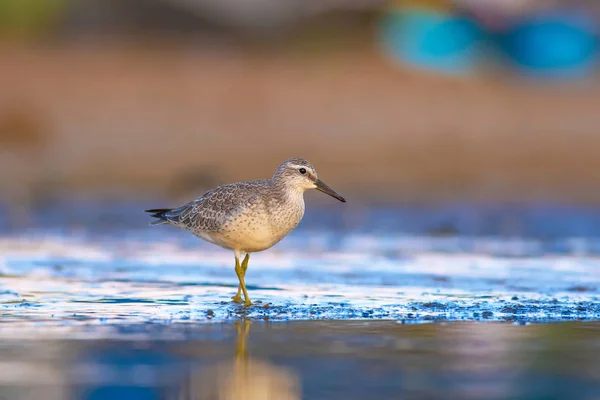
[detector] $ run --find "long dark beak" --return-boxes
[315,179,346,202]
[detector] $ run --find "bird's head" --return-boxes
[273,158,346,202]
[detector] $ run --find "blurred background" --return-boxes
[4,2,600,399]
[2,0,600,232]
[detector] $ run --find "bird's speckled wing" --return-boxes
[162,180,268,232]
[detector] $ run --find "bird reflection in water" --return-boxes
[169,320,300,400]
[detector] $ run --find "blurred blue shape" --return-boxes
[498,8,598,79]
[83,387,159,400]
[378,6,483,75]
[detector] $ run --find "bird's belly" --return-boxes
[192,200,303,252]
[238,232,281,252]
[194,222,283,253]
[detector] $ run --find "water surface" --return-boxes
[1,202,600,325]
[1,202,600,399]
[1,321,600,400]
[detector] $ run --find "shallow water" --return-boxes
[1,321,600,400]
[1,202,600,326]
[1,202,600,399]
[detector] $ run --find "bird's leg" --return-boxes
[231,253,250,304]
[233,254,252,307]
[231,254,244,304]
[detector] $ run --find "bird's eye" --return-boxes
[299,168,306,174]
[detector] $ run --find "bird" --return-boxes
[145,158,346,307]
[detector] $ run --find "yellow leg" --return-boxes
[233,253,252,307]
[231,253,250,304]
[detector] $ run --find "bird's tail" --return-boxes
[144,208,173,226]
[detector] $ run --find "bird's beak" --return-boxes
[315,179,346,202]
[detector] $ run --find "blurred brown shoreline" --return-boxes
[2,41,600,207]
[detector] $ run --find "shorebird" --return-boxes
[145,158,346,306]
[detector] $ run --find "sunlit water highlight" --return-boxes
[1,203,600,330]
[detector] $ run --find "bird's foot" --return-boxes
[231,295,244,304]
[243,300,253,307]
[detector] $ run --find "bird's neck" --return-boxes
[271,179,305,205]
